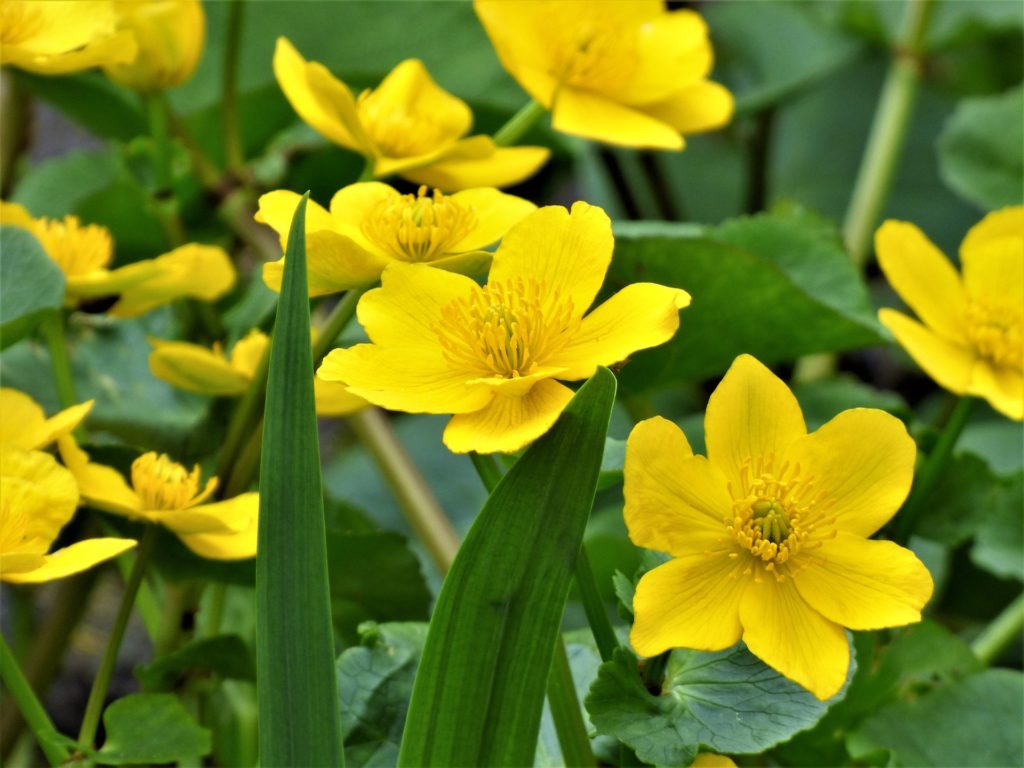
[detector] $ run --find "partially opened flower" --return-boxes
[103,0,205,92]
[877,207,1023,420]
[255,183,536,296]
[474,0,733,149]
[0,0,136,75]
[59,439,258,560]
[625,355,933,700]
[274,38,549,190]
[319,202,690,454]
[0,388,92,450]
[1,448,135,584]
[0,202,235,316]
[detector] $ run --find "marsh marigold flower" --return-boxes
[1,448,135,583]
[0,0,136,75]
[103,0,204,92]
[255,183,536,296]
[0,388,92,451]
[319,202,690,454]
[474,0,733,150]
[0,201,234,316]
[625,355,933,700]
[59,439,258,560]
[274,38,549,190]
[877,207,1023,420]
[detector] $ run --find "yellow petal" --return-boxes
[151,500,247,535]
[795,532,933,630]
[314,377,367,417]
[960,206,1024,264]
[401,139,551,192]
[177,493,258,560]
[959,208,1024,311]
[2,538,136,584]
[0,389,92,451]
[67,260,164,300]
[110,244,235,317]
[446,188,537,252]
[442,378,574,454]
[553,87,683,150]
[878,309,976,395]
[58,437,142,516]
[739,575,849,701]
[624,417,732,556]
[643,80,736,135]
[969,360,1024,421]
[0,201,38,230]
[692,755,737,768]
[548,283,690,379]
[472,0,560,105]
[705,355,807,493]
[263,230,388,296]
[327,182,399,257]
[875,220,968,343]
[428,250,493,278]
[255,190,336,244]
[630,552,746,657]
[1,448,80,543]
[229,330,270,379]
[466,368,568,397]
[148,339,250,396]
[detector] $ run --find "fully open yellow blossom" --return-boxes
[319,202,690,454]
[148,329,365,416]
[474,0,733,150]
[0,0,136,75]
[0,388,92,450]
[274,38,549,191]
[103,0,204,92]
[255,183,536,296]
[0,201,235,316]
[59,438,258,560]
[625,355,934,700]
[1,448,135,583]
[877,207,1023,420]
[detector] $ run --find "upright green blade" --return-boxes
[256,194,343,767]
[399,368,617,767]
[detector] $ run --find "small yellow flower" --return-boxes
[474,0,733,150]
[58,438,258,560]
[625,355,933,700]
[1,447,135,583]
[877,207,1023,420]
[273,38,550,191]
[103,0,204,92]
[319,202,690,454]
[0,0,136,75]
[148,329,366,417]
[0,201,235,316]
[255,182,536,296]
[0,388,92,450]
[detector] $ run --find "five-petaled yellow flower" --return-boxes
[0,388,92,451]
[59,439,259,560]
[319,202,690,454]
[103,0,205,92]
[1,201,235,316]
[474,0,733,150]
[625,355,933,700]
[274,38,550,191]
[255,182,536,296]
[1,448,135,583]
[877,207,1023,421]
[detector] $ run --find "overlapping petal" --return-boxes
[0,389,92,451]
[177,494,259,560]
[148,339,250,396]
[878,309,976,395]
[109,243,235,316]
[2,538,136,584]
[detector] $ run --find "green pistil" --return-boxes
[752,500,791,543]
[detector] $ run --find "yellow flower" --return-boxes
[625,355,933,700]
[103,0,204,92]
[0,388,92,450]
[319,202,690,454]
[273,38,550,191]
[255,182,536,296]
[148,329,366,417]
[1,448,135,583]
[0,0,136,75]
[692,756,736,768]
[0,201,235,316]
[877,207,1023,420]
[474,0,733,150]
[58,438,258,560]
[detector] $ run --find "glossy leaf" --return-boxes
[0,226,65,350]
[95,693,211,765]
[135,635,255,691]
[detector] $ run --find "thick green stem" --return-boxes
[493,99,546,147]
[574,546,619,663]
[77,527,157,749]
[469,452,504,493]
[216,342,271,493]
[546,640,597,767]
[972,593,1024,666]
[39,311,79,413]
[842,0,933,267]
[358,156,376,182]
[0,634,69,766]
[222,0,247,176]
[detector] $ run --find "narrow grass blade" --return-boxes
[256,194,343,767]
[399,368,617,767]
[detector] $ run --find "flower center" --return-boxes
[0,2,45,46]
[131,452,204,510]
[552,18,640,96]
[361,186,476,262]
[965,301,1022,370]
[32,215,114,278]
[357,89,449,158]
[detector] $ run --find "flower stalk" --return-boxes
[222,0,247,177]
[971,592,1024,666]
[39,311,80,421]
[0,633,70,767]
[493,99,546,147]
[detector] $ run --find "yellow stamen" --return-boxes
[966,301,1023,370]
[361,186,476,263]
[357,90,449,157]
[131,452,213,510]
[31,215,114,277]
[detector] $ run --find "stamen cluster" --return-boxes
[966,301,1023,369]
[131,452,208,510]
[357,90,446,157]
[362,186,476,262]
[33,216,113,277]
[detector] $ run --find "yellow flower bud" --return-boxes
[104,0,205,92]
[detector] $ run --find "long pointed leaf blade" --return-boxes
[399,368,617,767]
[257,194,343,767]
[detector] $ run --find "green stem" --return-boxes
[167,108,222,190]
[223,419,263,497]
[39,311,79,412]
[469,452,504,493]
[842,0,934,267]
[493,99,546,147]
[0,634,69,767]
[222,0,247,177]
[971,593,1024,666]
[216,342,271,493]
[546,640,597,767]
[312,287,368,364]
[77,527,157,749]
[358,156,376,182]
[893,396,976,545]
[574,546,619,663]
[146,93,174,193]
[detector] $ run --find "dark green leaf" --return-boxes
[14,71,146,142]
[971,472,1024,581]
[95,693,211,765]
[0,226,64,350]
[11,150,120,217]
[398,369,617,767]
[597,437,626,490]
[960,418,1024,477]
[915,453,1000,547]
[135,635,255,691]
[257,194,343,767]
[792,374,908,430]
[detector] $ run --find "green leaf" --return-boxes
[14,71,146,142]
[95,693,211,765]
[960,418,1024,477]
[971,472,1024,582]
[0,226,65,350]
[135,635,255,691]
[398,369,617,767]
[257,194,343,767]
[938,87,1024,209]
[792,375,908,430]
[915,453,1000,547]
[586,645,846,766]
